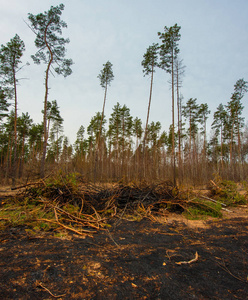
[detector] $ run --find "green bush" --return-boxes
[184,198,222,220]
[213,180,247,206]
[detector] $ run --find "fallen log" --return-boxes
[11,173,51,190]
[197,194,226,206]
[197,194,233,212]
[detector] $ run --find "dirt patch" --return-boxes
[165,205,248,229]
[0,215,247,299]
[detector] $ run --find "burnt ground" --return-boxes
[0,214,248,300]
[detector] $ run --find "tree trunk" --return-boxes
[143,62,154,178]
[99,81,108,145]
[94,81,108,182]
[40,21,54,178]
[176,69,182,183]
[171,54,176,186]
[220,125,223,170]
[11,64,17,187]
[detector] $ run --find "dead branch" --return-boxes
[197,194,227,207]
[175,251,199,265]
[53,204,106,227]
[0,217,9,221]
[216,259,248,283]
[36,281,66,298]
[11,181,43,190]
[106,228,120,247]
[37,218,96,236]
[60,217,100,230]
[210,180,222,192]
[11,173,51,190]
[54,208,59,222]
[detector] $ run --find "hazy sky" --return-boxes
[1,0,248,143]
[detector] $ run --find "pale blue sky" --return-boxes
[1,0,248,143]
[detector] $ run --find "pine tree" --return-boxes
[0,34,25,186]
[226,79,247,163]
[28,4,73,177]
[198,103,210,156]
[97,61,114,146]
[182,98,199,156]
[174,59,185,177]
[141,43,159,146]
[211,103,228,166]
[17,112,33,177]
[0,88,10,122]
[158,24,181,185]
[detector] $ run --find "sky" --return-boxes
[1,0,248,144]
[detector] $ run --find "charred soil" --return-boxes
[0,214,248,299]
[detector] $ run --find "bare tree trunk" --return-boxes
[220,125,224,170]
[99,82,108,144]
[229,106,239,166]
[40,21,54,178]
[176,72,182,184]
[171,54,176,186]
[11,64,18,187]
[144,63,154,145]
[143,62,154,178]
[94,81,108,182]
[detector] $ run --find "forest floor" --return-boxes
[0,201,248,300]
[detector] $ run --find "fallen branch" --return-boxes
[210,180,221,191]
[194,195,233,212]
[36,281,66,298]
[61,217,100,230]
[11,173,51,190]
[175,251,199,265]
[216,259,248,283]
[197,194,227,207]
[40,200,105,230]
[37,218,96,236]
[11,181,43,190]
[106,228,120,247]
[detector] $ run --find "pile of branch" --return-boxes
[14,178,228,236]
[16,180,181,236]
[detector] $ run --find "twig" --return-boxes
[11,181,42,190]
[106,228,119,247]
[37,218,96,236]
[216,259,248,283]
[166,250,173,261]
[210,180,221,191]
[175,251,199,265]
[79,197,84,215]
[61,217,99,230]
[11,173,51,190]
[54,208,59,222]
[53,204,106,227]
[59,174,72,195]
[37,281,66,298]
[114,203,128,227]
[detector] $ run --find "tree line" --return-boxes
[0,4,247,186]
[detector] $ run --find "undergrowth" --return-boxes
[183,198,222,220]
[210,178,247,206]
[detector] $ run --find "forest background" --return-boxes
[0,0,248,185]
